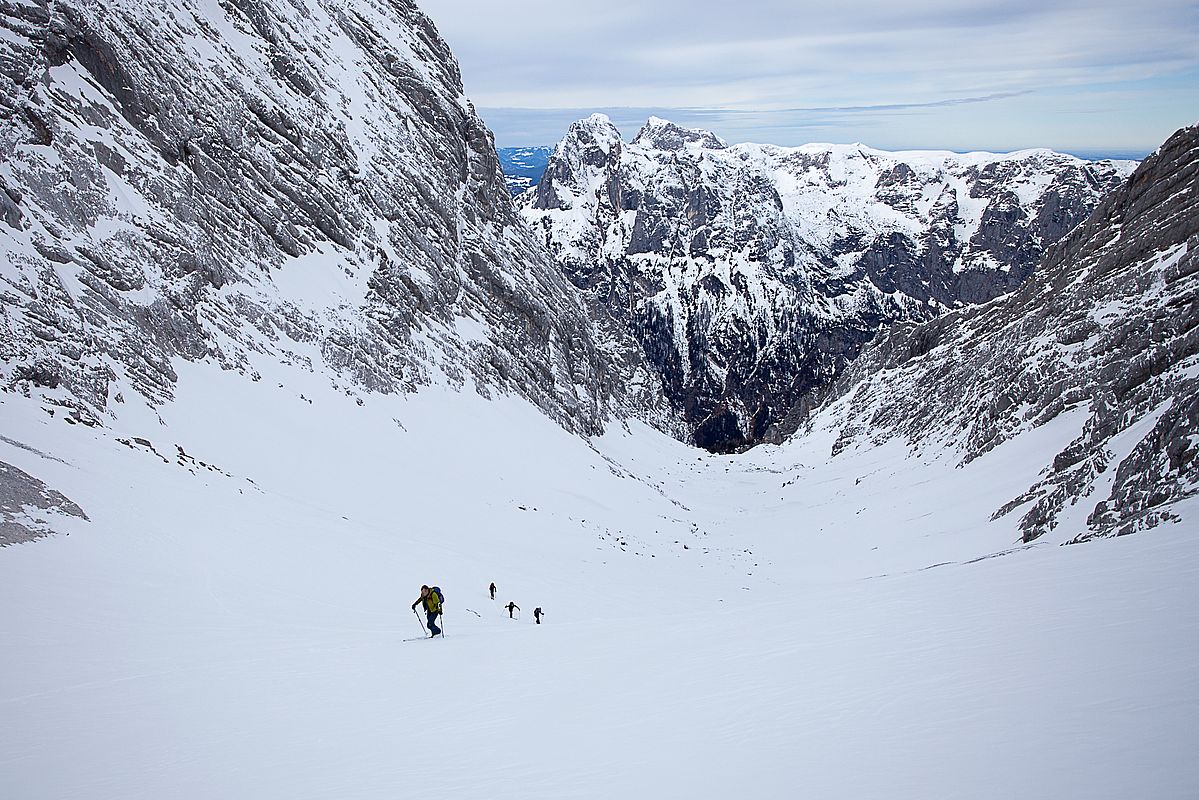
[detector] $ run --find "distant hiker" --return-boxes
[489,582,496,600]
[534,607,543,624]
[505,601,520,619]
[411,584,443,637]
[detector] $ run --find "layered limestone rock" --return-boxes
[522,114,1133,450]
[0,0,670,436]
[807,125,1199,543]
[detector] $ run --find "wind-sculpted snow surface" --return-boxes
[808,124,1199,543]
[0,0,669,436]
[521,114,1133,451]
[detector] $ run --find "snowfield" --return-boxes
[2,0,1193,795]
[2,358,1197,799]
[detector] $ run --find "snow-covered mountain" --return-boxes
[802,123,1199,544]
[5,339,1197,799]
[2,1,1198,797]
[3,134,1197,790]
[498,145,552,195]
[0,0,670,443]
[520,114,1135,450]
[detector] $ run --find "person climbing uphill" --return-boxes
[489,582,496,600]
[505,601,520,619]
[411,584,443,637]
[534,607,544,624]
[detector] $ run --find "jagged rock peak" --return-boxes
[632,116,727,151]
[565,113,625,151]
[554,113,623,169]
[532,114,624,211]
[521,115,1134,451]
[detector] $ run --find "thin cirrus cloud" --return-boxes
[417,0,1199,153]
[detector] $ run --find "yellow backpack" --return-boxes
[427,586,444,613]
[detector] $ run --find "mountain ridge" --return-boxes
[801,123,1199,543]
[0,0,674,441]
[520,113,1134,450]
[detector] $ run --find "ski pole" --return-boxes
[413,608,426,635]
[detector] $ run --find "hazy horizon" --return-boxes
[419,0,1198,154]
[486,108,1157,159]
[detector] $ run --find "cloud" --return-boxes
[742,91,1035,114]
[417,0,1199,150]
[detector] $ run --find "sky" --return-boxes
[416,0,1199,155]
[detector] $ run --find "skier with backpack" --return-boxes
[411,584,444,637]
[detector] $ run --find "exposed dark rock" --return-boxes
[0,459,88,546]
[0,0,674,441]
[805,125,1199,543]
[523,117,1130,450]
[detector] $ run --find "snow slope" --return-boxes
[2,344,1197,799]
[1,3,1194,796]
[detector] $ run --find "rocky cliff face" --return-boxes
[0,0,669,435]
[806,125,1199,543]
[521,115,1134,450]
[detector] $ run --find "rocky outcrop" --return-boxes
[0,0,671,436]
[521,114,1133,450]
[806,125,1199,543]
[0,458,88,545]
